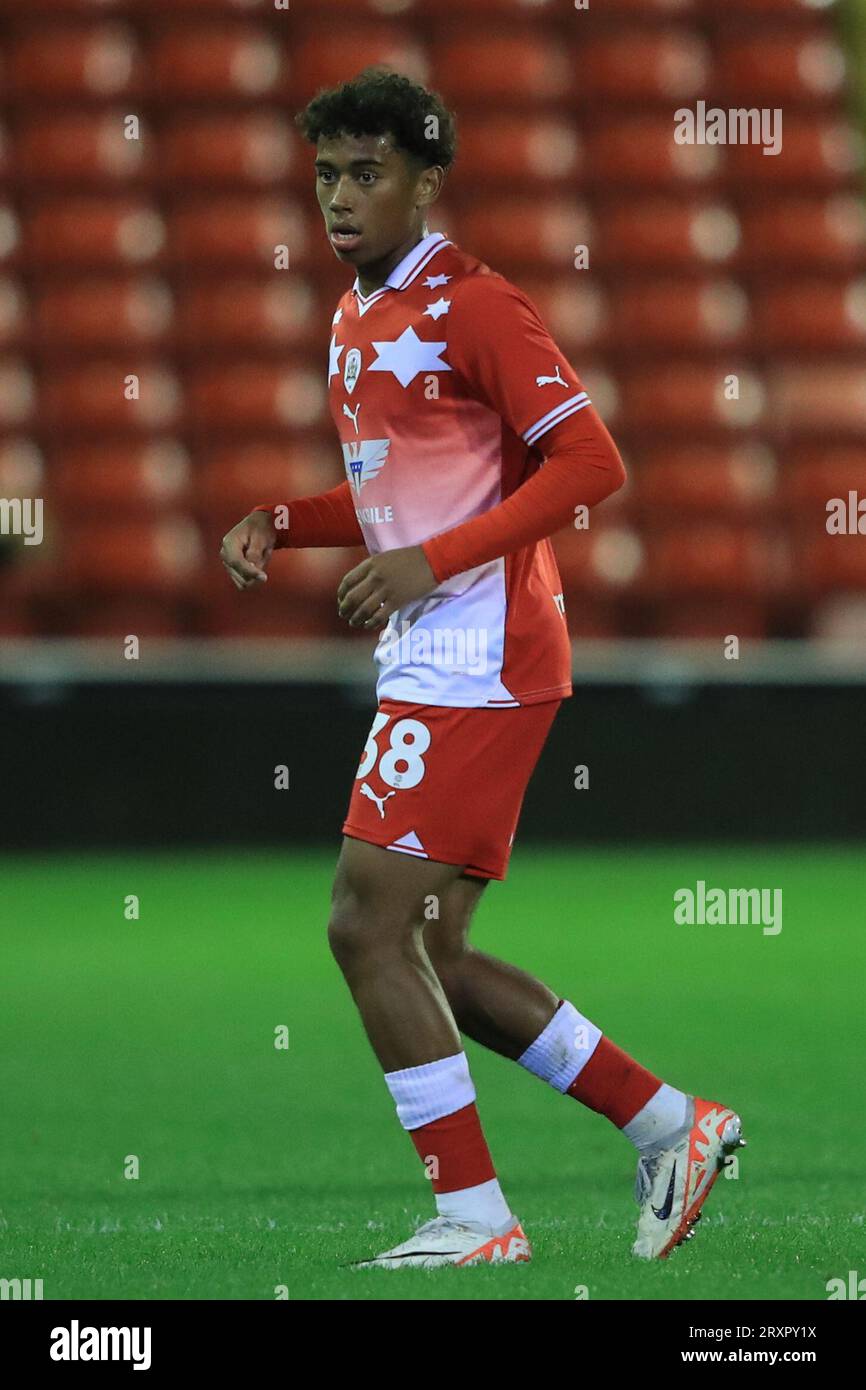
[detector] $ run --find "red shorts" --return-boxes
[342,697,561,881]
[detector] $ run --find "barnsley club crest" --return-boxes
[344,348,362,395]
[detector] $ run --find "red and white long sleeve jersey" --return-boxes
[312,230,623,707]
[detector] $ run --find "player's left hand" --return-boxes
[337,546,437,629]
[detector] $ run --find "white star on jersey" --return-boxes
[332,307,343,326]
[369,326,451,388]
[424,298,451,321]
[328,334,344,383]
[423,274,451,289]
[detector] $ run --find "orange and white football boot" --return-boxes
[632,1096,746,1259]
[352,1215,532,1269]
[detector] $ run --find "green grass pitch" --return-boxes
[1,846,863,1301]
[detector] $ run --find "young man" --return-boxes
[220,69,744,1269]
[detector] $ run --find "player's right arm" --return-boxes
[220,479,364,591]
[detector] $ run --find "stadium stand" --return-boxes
[0,0,864,642]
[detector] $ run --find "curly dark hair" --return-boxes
[295,67,457,171]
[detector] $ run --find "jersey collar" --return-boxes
[351,231,450,305]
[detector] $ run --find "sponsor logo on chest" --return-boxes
[341,438,395,526]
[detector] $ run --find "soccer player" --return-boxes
[220,69,744,1269]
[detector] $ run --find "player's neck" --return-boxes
[356,225,429,297]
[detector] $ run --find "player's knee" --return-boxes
[326,885,417,971]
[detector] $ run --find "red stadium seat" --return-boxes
[0,203,22,269]
[636,442,779,514]
[150,25,283,100]
[565,0,699,11]
[697,0,840,13]
[448,117,582,186]
[768,362,866,431]
[51,440,192,514]
[797,535,866,593]
[22,198,166,268]
[199,440,341,521]
[6,24,141,99]
[751,278,866,350]
[574,31,711,103]
[12,114,149,185]
[713,34,847,105]
[645,525,791,597]
[0,0,862,647]
[186,362,327,430]
[63,517,204,594]
[175,278,319,352]
[552,522,646,596]
[306,0,562,11]
[0,435,44,496]
[607,278,750,350]
[158,114,298,187]
[293,29,428,101]
[122,0,273,11]
[166,198,309,269]
[0,277,27,349]
[723,117,864,186]
[456,199,591,270]
[783,446,866,514]
[592,198,741,269]
[618,363,766,432]
[737,195,866,269]
[431,34,570,102]
[32,278,173,351]
[265,0,380,10]
[583,117,723,186]
[40,362,182,431]
[0,358,37,428]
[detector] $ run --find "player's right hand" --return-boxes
[220,510,277,591]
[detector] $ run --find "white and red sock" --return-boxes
[384,1051,514,1232]
[517,999,688,1154]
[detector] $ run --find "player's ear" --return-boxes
[422,166,444,202]
[416,164,444,209]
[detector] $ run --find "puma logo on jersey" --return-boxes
[536,365,568,389]
[360,782,396,818]
[342,438,390,495]
[343,403,361,434]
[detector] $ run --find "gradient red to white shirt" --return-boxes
[330,231,592,708]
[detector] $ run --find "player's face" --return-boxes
[314,132,439,286]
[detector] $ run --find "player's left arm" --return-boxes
[337,274,625,629]
[420,273,625,585]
